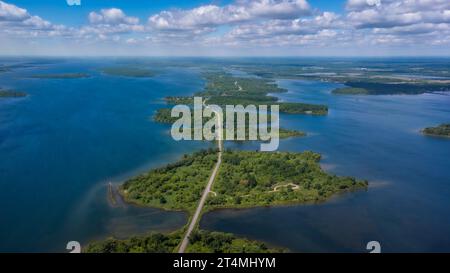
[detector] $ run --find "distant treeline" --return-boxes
[334,81,450,95]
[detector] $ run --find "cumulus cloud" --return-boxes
[89,8,139,25]
[0,0,28,21]
[339,0,450,49]
[148,0,311,31]
[0,0,449,54]
[226,12,341,41]
[0,0,71,38]
[347,0,450,29]
[80,8,145,41]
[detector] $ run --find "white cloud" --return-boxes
[0,0,449,55]
[0,0,71,38]
[148,0,311,31]
[0,0,28,21]
[89,8,139,25]
[347,0,450,29]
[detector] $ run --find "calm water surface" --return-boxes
[0,59,208,252]
[1,59,449,252]
[202,79,450,252]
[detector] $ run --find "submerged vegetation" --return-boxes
[101,66,156,78]
[84,230,283,253]
[422,124,450,137]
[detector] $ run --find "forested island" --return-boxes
[157,72,328,117]
[332,87,369,95]
[121,149,367,211]
[332,82,450,95]
[101,66,156,78]
[84,230,284,253]
[153,108,305,140]
[0,89,27,98]
[422,124,450,137]
[29,73,90,79]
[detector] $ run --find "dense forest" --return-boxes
[153,108,306,140]
[187,230,285,253]
[207,150,368,208]
[332,87,369,95]
[84,230,283,253]
[121,149,218,212]
[334,81,450,95]
[84,232,182,253]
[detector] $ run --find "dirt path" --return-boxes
[234,81,243,91]
[269,183,300,192]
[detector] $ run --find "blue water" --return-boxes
[202,79,450,252]
[1,59,450,252]
[0,59,209,252]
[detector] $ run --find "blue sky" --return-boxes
[8,0,228,26]
[7,0,345,26]
[0,0,449,56]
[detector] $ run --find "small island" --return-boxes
[332,87,369,95]
[0,89,27,98]
[84,230,284,253]
[332,82,450,95]
[29,73,90,79]
[422,124,450,137]
[153,108,306,140]
[101,66,156,78]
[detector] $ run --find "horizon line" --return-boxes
[2,55,450,58]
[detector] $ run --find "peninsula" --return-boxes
[121,149,367,211]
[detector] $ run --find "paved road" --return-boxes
[178,106,223,253]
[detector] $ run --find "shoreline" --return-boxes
[113,180,368,215]
[420,131,450,138]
